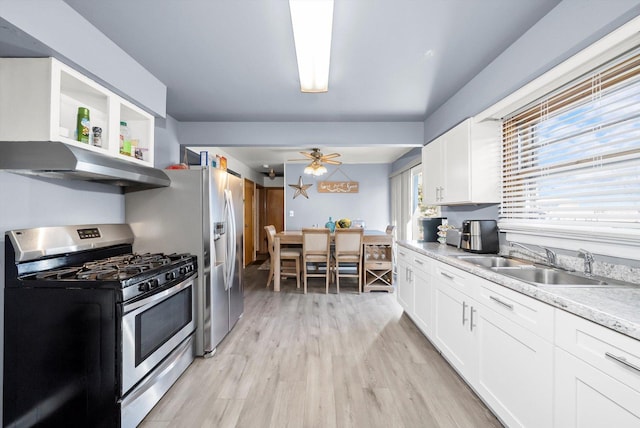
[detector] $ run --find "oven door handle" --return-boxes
[123,277,194,313]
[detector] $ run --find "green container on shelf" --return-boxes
[76,107,90,143]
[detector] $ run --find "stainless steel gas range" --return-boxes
[3,224,197,428]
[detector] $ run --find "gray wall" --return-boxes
[423,0,640,143]
[154,116,182,168]
[441,204,500,230]
[284,163,390,231]
[177,121,423,148]
[0,0,167,117]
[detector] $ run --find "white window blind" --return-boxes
[500,47,640,240]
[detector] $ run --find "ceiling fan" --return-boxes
[289,148,342,165]
[288,148,342,176]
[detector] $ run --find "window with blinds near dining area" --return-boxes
[500,46,640,240]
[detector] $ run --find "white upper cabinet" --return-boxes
[0,58,155,166]
[422,118,500,205]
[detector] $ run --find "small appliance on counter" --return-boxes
[446,228,461,247]
[418,217,446,242]
[460,219,499,253]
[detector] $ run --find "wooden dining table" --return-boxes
[272,229,392,292]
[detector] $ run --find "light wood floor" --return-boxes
[140,262,502,428]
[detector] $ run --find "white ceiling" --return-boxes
[4,1,563,172]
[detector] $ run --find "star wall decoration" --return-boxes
[288,176,313,199]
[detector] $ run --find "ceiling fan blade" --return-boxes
[325,159,342,165]
[299,151,315,159]
[321,153,341,159]
[287,157,309,162]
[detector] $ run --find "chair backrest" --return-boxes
[385,225,396,235]
[334,228,364,256]
[264,225,276,259]
[302,228,331,256]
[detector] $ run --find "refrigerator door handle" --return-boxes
[224,189,237,291]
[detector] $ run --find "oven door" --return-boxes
[121,275,196,395]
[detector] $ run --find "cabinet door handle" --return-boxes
[462,301,468,326]
[470,307,476,331]
[490,295,514,310]
[399,251,406,257]
[440,271,455,280]
[415,259,424,265]
[605,352,640,374]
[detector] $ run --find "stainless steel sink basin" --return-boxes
[454,254,637,288]
[492,266,634,288]
[455,255,533,268]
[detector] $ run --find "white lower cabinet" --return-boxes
[555,348,640,428]
[475,302,553,427]
[554,309,640,427]
[397,246,640,427]
[433,279,477,378]
[412,255,433,336]
[431,258,554,427]
[396,249,414,314]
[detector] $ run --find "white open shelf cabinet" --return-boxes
[0,57,155,166]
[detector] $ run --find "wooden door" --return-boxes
[266,188,284,232]
[256,186,267,254]
[244,179,255,266]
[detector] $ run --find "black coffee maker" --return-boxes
[418,217,446,242]
[460,220,499,253]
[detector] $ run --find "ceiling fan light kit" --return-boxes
[289,0,334,93]
[304,161,328,176]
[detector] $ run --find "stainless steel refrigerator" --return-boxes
[125,167,244,357]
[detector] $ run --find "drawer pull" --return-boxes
[415,259,424,265]
[470,307,476,331]
[399,251,406,257]
[490,295,514,311]
[462,301,468,326]
[605,352,640,374]
[440,271,455,280]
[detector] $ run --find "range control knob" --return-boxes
[149,278,159,289]
[138,282,150,293]
[165,271,176,281]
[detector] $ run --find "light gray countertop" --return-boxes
[398,240,640,341]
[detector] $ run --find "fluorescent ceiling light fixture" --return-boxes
[289,0,334,93]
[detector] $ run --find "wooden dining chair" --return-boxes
[386,224,397,274]
[332,228,364,293]
[301,227,332,294]
[265,225,301,290]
